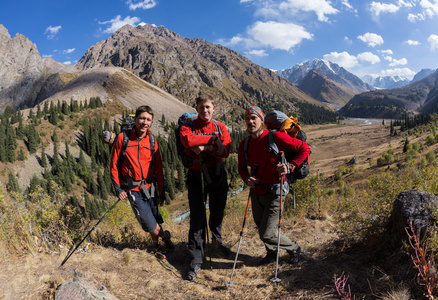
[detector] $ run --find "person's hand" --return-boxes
[118,191,128,201]
[213,136,225,156]
[246,176,259,189]
[277,163,288,176]
[191,145,213,155]
[158,197,165,207]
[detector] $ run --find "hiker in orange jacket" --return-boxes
[179,94,232,280]
[110,105,173,253]
[238,106,310,264]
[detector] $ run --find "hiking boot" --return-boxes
[162,230,174,252]
[211,238,231,257]
[287,247,301,264]
[187,263,201,281]
[260,250,277,265]
[148,242,160,253]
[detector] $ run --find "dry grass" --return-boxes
[1,118,437,299]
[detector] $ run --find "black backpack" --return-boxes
[175,113,221,168]
[243,110,310,184]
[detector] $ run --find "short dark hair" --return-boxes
[195,94,216,106]
[135,105,154,119]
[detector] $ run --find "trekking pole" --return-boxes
[271,152,285,283]
[199,155,213,269]
[226,164,257,287]
[60,199,121,267]
[226,192,251,287]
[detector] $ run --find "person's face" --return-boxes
[135,112,153,135]
[196,100,216,122]
[245,113,263,135]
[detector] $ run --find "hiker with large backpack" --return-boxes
[237,106,310,265]
[179,94,232,281]
[110,105,173,255]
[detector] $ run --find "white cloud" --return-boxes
[247,21,313,51]
[99,15,141,34]
[126,0,157,10]
[404,39,420,45]
[63,61,72,65]
[62,48,75,54]
[383,55,393,61]
[408,0,438,22]
[245,49,269,57]
[42,54,53,58]
[342,0,354,10]
[408,12,426,22]
[378,49,393,55]
[323,51,359,68]
[381,67,416,77]
[370,1,399,16]
[389,57,408,66]
[357,52,380,64]
[344,36,353,45]
[429,34,438,50]
[357,32,384,47]
[278,0,339,22]
[44,25,62,40]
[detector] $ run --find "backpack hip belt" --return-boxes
[123,177,156,199]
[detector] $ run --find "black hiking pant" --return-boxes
[187,166,228,265]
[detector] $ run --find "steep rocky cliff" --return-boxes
[0,24,69,112]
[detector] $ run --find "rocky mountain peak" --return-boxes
[76,24,319,112]
[0,24,67,112]
[0,24,11,41]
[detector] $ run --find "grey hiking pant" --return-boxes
[250,189,299,253]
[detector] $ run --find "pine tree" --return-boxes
[176,160,185,191]
[17,147,25,161]
[97,169,108,200]
[6,124,17,163]
[41,146,47,168]
[8,172,20,193]
[403,136,409,153]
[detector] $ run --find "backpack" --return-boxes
[175,113,221,169]
[103,114,156,183]
[243,110,310,185]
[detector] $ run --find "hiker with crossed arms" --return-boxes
[179,94,232,281]
[110,105,174,255]
[237,106,311,264]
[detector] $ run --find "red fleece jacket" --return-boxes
[179,117,231,170]
[238,129,311,194]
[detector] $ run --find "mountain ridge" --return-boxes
[75,24,322,114]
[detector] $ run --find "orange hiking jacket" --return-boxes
[110,128,164,198]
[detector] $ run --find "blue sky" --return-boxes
[2,0,438,80]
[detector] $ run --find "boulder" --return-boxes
[56,277,119,300]
[391,189,438,246]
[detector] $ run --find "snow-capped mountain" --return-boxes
[275,59,372,93]
[361,74,410,90]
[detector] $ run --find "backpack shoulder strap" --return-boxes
[212,120,222,136]
[243,136,250,166]
[267,130,287,164]
[149,132,155,157]
[120,129,130,160]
